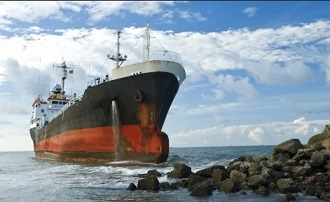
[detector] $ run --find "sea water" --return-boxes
[0,146,323,202]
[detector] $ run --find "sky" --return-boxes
[1,1,330,151]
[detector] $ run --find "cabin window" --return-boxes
[41,109,44,113]
[59,101,62,105]
[63,102,68,105]
[52,101,58,104]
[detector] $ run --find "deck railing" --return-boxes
[149,50,182,64]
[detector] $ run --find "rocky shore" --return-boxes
[128,125,330,201]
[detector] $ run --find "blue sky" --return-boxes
[1,1,330,151]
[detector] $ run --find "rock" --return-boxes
[253,154,268,162]
[227,161,251,175]
[159,182,171,190]
[273,152,291,163]
[308,125,330,149]
[168,163,192,179]
[247,162,262,176]
[292,163,312,178]
[247,175,269,188]
[137,175,160,191]
[284,193,296,201]
[272,139,303,157]
[196,165,227,178]
[186,174,206,191]
[147,169,162,177]
[292,149,314,161]
[190,180,213,197]
[277,178,299,193]
[127,183,137,191]
[229,170,247,183]
[218,178,239,193]
[309,151,328,168]
[324,160,330,171]
[305,185,316,196]
[212,168,229,182]
[255,186,270,196]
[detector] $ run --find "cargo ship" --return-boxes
[29,23,186,163]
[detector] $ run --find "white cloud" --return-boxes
[170,118,329,147]
[242,7,258,17]
[0,1,66,23]
[178,10,207,22]
[248,127,264,143]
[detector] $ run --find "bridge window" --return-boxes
[52,101,58,105]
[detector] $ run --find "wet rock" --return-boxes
[190,180,213,197]
[187,174,206,191]
[277,178,299,193]
[272,139,303,157]
[127,183,137,191]
[159,182,171,190]
[137,175,160,191]
[212,168,229,182]
[255,186,270,196]
[218,178,239,193]
[196,165,227,178]
[284,193,296,201]
[147,169,162,177]
[229,170,247,183]
[305,184,316,196]
[168,163,192,179]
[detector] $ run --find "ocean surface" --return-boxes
[0,146,323,202]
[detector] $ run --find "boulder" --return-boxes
[307,125,330,149]
[292,149,314,161]
[168,163,192,179]
[147,169,162,177]
[159,182,170,190]
[247,174,269,188]
[229,170,247,183]
[218,178,239,193]
[277,178,299,193]
[255,186,270,196]
[186,174,206,191]
[190,180,213,197]
[309,150,328,168]
[196,165,227,178]
[253,154,268,162]
[212,168,229,182]
[137,175,160,191]
[272,139,303,157]
[127,183,137,191]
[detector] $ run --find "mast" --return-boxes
[54,60,73,95]
[143,21,151,62]
[108,30,127,68]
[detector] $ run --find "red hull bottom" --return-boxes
[34,125,169,163]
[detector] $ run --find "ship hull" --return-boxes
[30,71,179,163]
